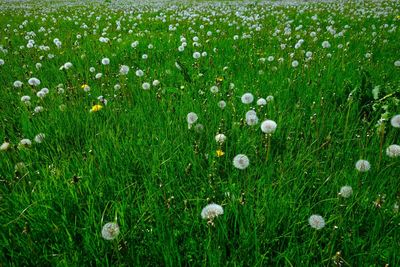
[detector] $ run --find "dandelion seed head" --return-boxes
[309,214,325,230]
[261,120,277,134]
[391,114,400,128]
[339,186,353,198]
[101,222,120,240]
[233,154,249,170]
[215,133,226,144]
[241,93,254,104]
[201,203,224,220]
[386,144,400,158]
[355,159,370,172]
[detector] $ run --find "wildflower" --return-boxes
[135,69,144,77]
[34,106,44,113]
[322,41,331,48]
[339,186,353,198]
[309,215,325,230]
[218,100,226,109]
[91,104,103,112]
[28,77,40,86]
[386,144,400,158]
[394,60,400,67]
[0,142,10,151]
[201,203,224,220]
[19,139,32,147]
[95,73,102,79]
[355,159,370,172]
[216,149,225,157]
[257,98,267,106]
[89,67,96,73]
[0,59,4,65]
[261,120,277,134]
[291,60,299,68]
[101,222,120,240]
[266,95,274,102]
[193,52,201,59]
[21,96,31,103]
[246,113,259,126]
[187,112,198,128]
[13,80,23,88]
[119,65,129,75]
[81,84,90,92]
[241,93,254,104]
[34,133,45,143]
[210,86,219,94]
[152,80,160,86]
[390,114,400,128]
[215,133,226,144]
[63,62,73,70]
[233,154,249,170]
[142,82,150,90]
[101,58,110,65]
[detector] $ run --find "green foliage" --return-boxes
[0,0,399,266]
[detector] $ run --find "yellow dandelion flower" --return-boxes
[216,149,225,157]
[90,104,103,112]
[216,77,224,83]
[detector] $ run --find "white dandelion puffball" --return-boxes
[152,80,160,86]
[215,134,226,144]
[95,73,102,79]
[101,58,110,65]
[391,114,400,128]
[21,96,31,103]
[394,60,400,67]
[210,85,219,94]
[34,106,44,113]
[28,77,40,86]
[355,159,370,172]
[322,41,331,48]
[291,60,299,68]
[187,112,198,125]
[339,186,353,198]
[261,120,277,134]
[246,113,259,126]
[119,65,129,75]
[142,82,150,90]
[101,222,120,240]
[34,133,45,144]
[201,203,224,220]
[386,144,400,158]
[19,139,32,147]
[136,69,144,77]
[233,154,249,170]
[0,142,10,151]
[257,98,267,106]
[241,93,254,104]
[218,100,226,109]
[13,80,23,88]
[63,62,73,70]
[309,215,325,230]
[193,52,201,59]
[0,59,4,65]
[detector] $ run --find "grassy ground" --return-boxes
[0,0,399,265]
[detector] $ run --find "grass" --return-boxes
[0,0,399,265]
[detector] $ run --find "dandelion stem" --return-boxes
[265,134,271,162]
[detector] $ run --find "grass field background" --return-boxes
[0,0,399,265]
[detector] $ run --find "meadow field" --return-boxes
[0,0,399,265]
